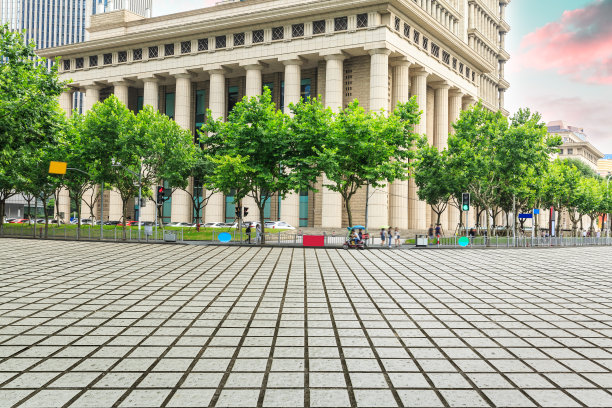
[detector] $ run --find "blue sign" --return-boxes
[519,213,533,219]
[218,232,232,243]
[458,236,470,247]
[533,209,540,215]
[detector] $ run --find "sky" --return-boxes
[152,0,612,153]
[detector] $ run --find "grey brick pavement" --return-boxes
[0,239,610,407]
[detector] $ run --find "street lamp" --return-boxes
[606,173,611,238]
[111,159,143,240]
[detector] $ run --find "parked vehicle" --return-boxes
[264,221,295,230]
[103,220,121,226]
[4,218,15,223]
[167,222,193,227]
[10,218,29,224]
[203,222,227,228]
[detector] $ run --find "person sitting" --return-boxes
[357,229,363,241]
[351,230,359,245]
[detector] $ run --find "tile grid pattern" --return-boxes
[0,239,610,408]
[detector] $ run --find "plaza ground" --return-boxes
[0,239,610,408]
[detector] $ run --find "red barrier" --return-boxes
[303,235,325,247]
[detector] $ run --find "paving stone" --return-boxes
[0,241,611,408]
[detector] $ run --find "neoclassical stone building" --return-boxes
[40,0,511,232]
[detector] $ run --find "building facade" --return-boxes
[597,154,612,178]
[40,0,511,231]
[548,121,604,172]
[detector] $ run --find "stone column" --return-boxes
[408,69,429,231]
[58,90,74,222]
[431,82,450,232]
[321,54,346,228]
[84,86,100,112]
[448,89,463,234]
[109,81,130,222]
[368,49,392,229]
[244,64,263,97]
[171,73,193,223]
[205,69,227,223]
[142,77,159,111]
[389,59,410,231]
[280,59,303,227]
[241,64,264,223]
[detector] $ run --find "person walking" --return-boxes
[435,224,442,245]
[245,223,252,244]
[394,227,401,247]
[380,228,386,247]
[387,227,393,248]
[256,223,262,244]
[428,224,434,240]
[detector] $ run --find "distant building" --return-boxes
[547,120,603,172]
[598,154,612,177]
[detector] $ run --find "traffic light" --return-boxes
[156,186,164,203]
[243,207,249,217]
[235,205,241,218]
[462,192,470,211]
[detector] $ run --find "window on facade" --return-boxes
[198,38,208,51]
[301,78,311,99]
[195,90,206,144]
[136,96,144,114]
[403,23,410,37]
[63,59,71,70]
[165,93,175,120]
[292,23,304,38]
[559,149,563,155]
[164,43,175,56]
[357,13,368,28]
[118,51,127,63]
[472,72,475,82]
[334,16,348,31]
[133,48,142,60]
[459,62,464,74]
[216,36,226,49]
[149,46,159,58]
[452,57,457,70]
[89,55,98,67]
[181,41,191,54]
[431,43,439,58]
[422,37,429,50]
[466,67,470,78]
[75,58,84,69]
[413,30,420,43]
[228,86,239,116]
[263,83,274,99]
[568,148,573,155]
[442,51,450,64]
[252,30,264,43]
[272,27,284,41]
[394,16,400,31]
[103,53,112,65]
[313,20,326,34]
[233,33,245,46]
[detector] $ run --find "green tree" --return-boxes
[0,24,66,229]
[414,139,453,227]
[204,89,314,243]
[317,99,421,227]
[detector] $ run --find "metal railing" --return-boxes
[431,235,612,248]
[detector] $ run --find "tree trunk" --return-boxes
[42,197,49,238]
[556,209,562,237]
[122,198,128,240]
[258,200,266,244]
[485,207,491,246]
[344,196,353,228]
[0,199,4,233]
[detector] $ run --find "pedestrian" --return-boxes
[428,224,434,240]
[380,228,386,247]
[394,227,401,247]
[256,223,262,244]
[435,224,441,245]
[387,227,393,248]
[245,223,252,244]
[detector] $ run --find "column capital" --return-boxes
[429,81,451,90]
[322,53,347,61]
[368,48,392,56]
[241,63,264,71]
[281,58,304,66]
[390,56,412,67]
[111,80,132,87]
[139,75,161,83]
[208,68,228,75]
[410,67,430,78]
[173,72,192,80]
[61,87,76,95]
[449,88,465,98]
[82,83,103,90]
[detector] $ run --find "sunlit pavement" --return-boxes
[0,239,610,408]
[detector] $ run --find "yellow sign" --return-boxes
[49,161,67,175]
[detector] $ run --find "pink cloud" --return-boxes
[518,0,612,84]
[528,95,612,153]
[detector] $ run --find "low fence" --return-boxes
[0,224,184,243]
[2,223,611,248]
